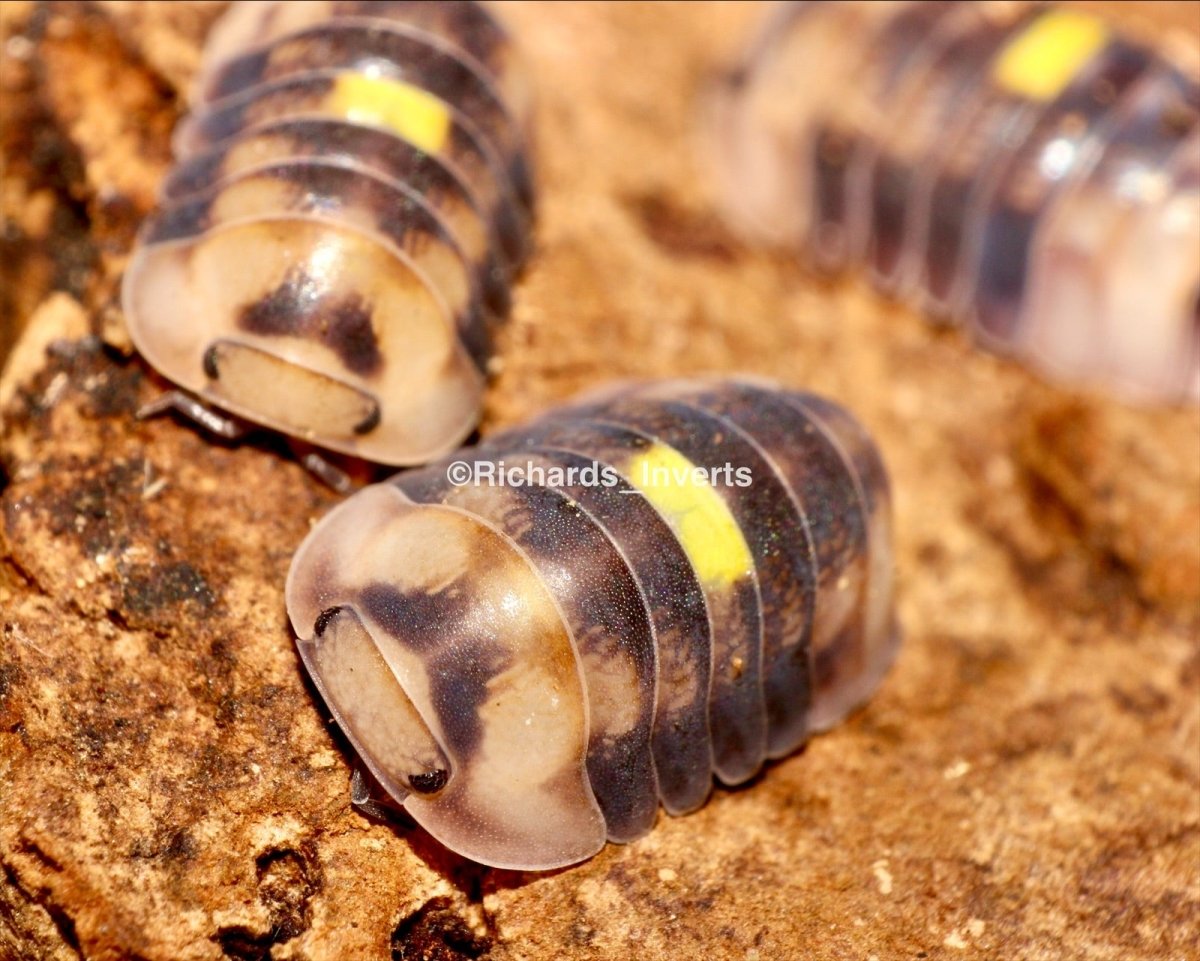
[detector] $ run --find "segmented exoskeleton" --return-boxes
[123,0,533,465]
[286,378,899,870]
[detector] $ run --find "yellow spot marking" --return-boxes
[992,11,1109,102]
[328,74,451,154]
[625,444,753,585]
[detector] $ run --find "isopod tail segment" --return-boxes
[122,0,534,468]
[285,378,900,871]
[705,0,1200,404]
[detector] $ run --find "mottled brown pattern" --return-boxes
[1,1,1198,958]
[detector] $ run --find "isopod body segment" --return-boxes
[122,0,534,464]
[285,379,899,870]
[708,1,1200,402]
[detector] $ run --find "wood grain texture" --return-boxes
[1,3,1197,959]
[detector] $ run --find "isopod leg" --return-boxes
[350,765,408,822]
[288,440,357,494]
[136,389,252,440]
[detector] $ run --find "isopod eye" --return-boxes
[297,603,451,805]
[312,605,345,637]
[407,769,449,794]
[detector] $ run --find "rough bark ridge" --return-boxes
[1,3,1197,959]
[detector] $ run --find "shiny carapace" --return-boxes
[286,378,899,870]
[123,0,534,464]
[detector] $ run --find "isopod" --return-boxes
[707,1,1200,403]
[285,378,899,870]
[122,0,533,465]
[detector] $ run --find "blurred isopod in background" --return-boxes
[706,1,1200,404]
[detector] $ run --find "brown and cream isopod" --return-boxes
[122,0,534,465]
[707,1,1200,403]
[285,378,899,870]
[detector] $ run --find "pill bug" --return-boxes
[707,1,1200,403]
[285,378,899,870]
[122,0,534,465]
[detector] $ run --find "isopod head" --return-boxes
[122,215,484,465]
[122,218,485,464]
[286,482,606,871]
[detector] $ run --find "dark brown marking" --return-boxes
[359,581,507,757]
[237,268,383,377]
[358,583,446,652]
